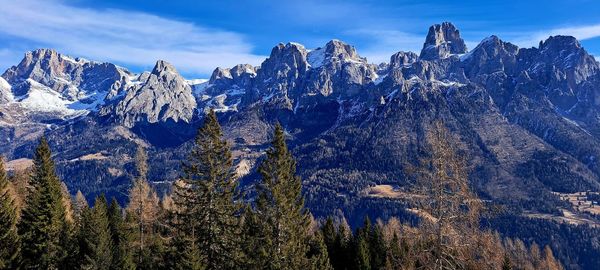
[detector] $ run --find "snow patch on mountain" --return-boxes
[0,77,14,103]
[11,79,101,118]
[307,48,326,68]
[187,79,210,96]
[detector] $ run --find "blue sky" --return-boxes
[0,0,599,78]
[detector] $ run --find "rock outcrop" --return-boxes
[104,60,197,127]
[420,22,468,60]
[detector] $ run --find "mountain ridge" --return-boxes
[2,22,600,229]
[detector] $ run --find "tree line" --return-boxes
[0,112,563,269]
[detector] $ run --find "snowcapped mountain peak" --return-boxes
[0,48,134,123]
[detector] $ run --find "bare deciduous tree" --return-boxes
[411,120,482,270]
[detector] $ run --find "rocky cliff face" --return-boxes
[100,60,197,128]
[420,22,468,60]
[2,48,131,101]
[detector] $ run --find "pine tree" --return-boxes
[73,190,89,225]
[18,137,70,269]
[81,195,113,270]
[69,193,89,269]
[175,110,242,269]
[108,198,135,270]
[165,181,203,270]
[355,230,371,270]
[336,223,353,270]
[255,123,312,269]
[369,223,387,269]
[240,204,269,269]
[502,253,513,270]
[165,232,203,270]
[321,217,337,268]
[307,231,333,270]
[0,157,20,269]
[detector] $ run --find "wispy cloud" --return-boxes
[0,0,266,76]
[347,29,424,64]
[506,23,600,48]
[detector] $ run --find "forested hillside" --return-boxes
[0,111,563,269]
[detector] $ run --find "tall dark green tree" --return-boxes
[254,123,312,269]
[502,253,513,270]
[240,204,266,269]
[0,157,19,269]
[81,195,113,270]
[368,223,387,269]
[354,231,371,270]
[174,110,242,269]
[108,198,135,270]
[307,231,334,270]
[18,137,70,269]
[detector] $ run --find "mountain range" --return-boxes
[2,21,600,239]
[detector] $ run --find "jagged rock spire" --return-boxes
[420,22,467,60]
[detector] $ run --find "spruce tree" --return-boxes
[321,218,337,268]
[369,224,386,269]
[0,157,20,269]
[336,223,352,270]
[108,198,135,270]
[355,231,371,270]
[18,137,69,269]
[175,110,242,269]
[501,253,513,270]
[307,231,333,270]
[81,195,113,270]
[165,181,203,270]
[240,204,269,269]
[255,123,312,269]
[165,233,203,270]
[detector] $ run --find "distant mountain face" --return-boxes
[2,22,600,226]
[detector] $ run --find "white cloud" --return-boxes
[0,0,266,76]
[508,23,600,48]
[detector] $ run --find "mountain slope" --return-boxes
[1,23,600,240]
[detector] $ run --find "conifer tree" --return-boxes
[321,217,337,267]
[166,181,203,270]
[165,232,203,270]
[369,223,387,269]
[0,157,20,269]
[307,231,333,270]
[108,198,135,270]
[255,123,312,269]
[74,190,89,224]
[18,137,69,269]
[335,223,352,270]
[355,231,371,270]
[69,194,89,269]
[502,253,513,270]
[240,204,269,269]
[126,145,161,266]
[175,110,242,269]
[81,195,113,270]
